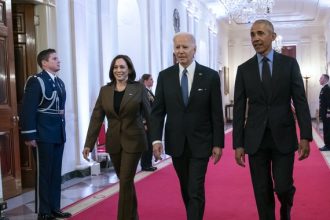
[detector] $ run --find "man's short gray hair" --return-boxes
[173,32,196,45]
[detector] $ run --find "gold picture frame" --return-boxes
[223,66,229,95]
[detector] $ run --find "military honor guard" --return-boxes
[20,49,71,220]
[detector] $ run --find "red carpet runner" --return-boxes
[69,130,330,219]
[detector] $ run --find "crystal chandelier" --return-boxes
[219,0,275,24]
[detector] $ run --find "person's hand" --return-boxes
[25,140,37,148]
[211,146,222,165]
[153,143,163,162]
[298,139,310,161]
[82,147,91,162]
[235,147,245,167]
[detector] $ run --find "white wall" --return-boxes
[55,0,77,174]
[118,0,143,75]
[217,21,230,105]
[325,20,330,74]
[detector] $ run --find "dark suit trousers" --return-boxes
[110,150,142,220]
[248,129,295,220]
[140,131,152,168]
[323,117,330,146]
[172,140,209,220]
[33,142,64,214]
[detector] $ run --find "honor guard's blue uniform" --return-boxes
[20,70,66,215]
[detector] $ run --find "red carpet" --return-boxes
[70,130,330,219]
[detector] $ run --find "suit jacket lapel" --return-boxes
[119,83,135,115]
[189,62,202,105]
[171,65,185,106]
[41,71,55,89]
[146,89,155,105]
[148,89,155,98]
[41,71,62,99]
[104,85,119,118]
[249,55,271,101]
[270,52,281,100]
[249,55,268,101]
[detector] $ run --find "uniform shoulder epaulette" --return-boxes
[24,74,38,91]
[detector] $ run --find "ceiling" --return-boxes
[205,0,330,28]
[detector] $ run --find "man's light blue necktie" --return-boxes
[181,68,188,106]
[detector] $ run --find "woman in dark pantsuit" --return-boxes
[82,55,151,220]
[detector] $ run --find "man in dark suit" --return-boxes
[233,20,312,220]
[151,32,224,220]
[140,73,157,171]
[319,74,330,151]
[20,49,71,220]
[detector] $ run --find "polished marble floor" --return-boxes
[4,152,169,220]
[3,123,330,220]
[5,166,117,220]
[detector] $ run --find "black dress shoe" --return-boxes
[38,214,56,220]
[52,210,72,218]
[141,166,157,172]
[319,145,330,151]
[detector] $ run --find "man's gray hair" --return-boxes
[253,19,275,33]
[173,32,196,45]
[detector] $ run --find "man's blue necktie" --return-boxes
[262,57,272,99]
[181,68,188,106]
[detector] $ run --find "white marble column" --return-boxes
[35,3,57,56]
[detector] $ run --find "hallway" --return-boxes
[4,124,330,219]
